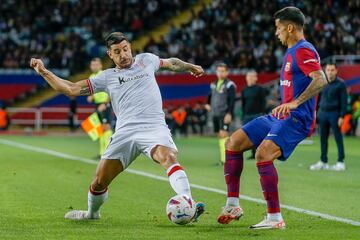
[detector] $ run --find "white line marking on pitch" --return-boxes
[1,138,359,227]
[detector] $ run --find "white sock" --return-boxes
[226,197,239,207]
[87,187,108,217]
[167,164,192,198]
[267,212,283,222]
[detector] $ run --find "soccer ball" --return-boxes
[166,194,196,225]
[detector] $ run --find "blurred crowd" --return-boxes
[0,0,194,73]
[1,0,359,74]
[164,102,209,137]
[145,0,360,71]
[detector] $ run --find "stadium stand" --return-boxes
[145,0,360,70]
[0,0,196,74]
[0,71,48,103]
[0,0,359,130]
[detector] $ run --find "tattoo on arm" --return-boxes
[79,86,91,96]
[164,58,192,72]
[295,70,328,106]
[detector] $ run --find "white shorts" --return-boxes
[101,125,177,169]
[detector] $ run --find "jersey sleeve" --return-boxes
[88,71,107,94]
[296,48,322,76]
[145,53,161,72]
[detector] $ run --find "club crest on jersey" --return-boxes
[280,79,291,87]
[285,62,291,72]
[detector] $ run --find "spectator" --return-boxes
[0,104,10,131]
[193,102,208,135]
[172,106,188,137]
[240,70,268,159]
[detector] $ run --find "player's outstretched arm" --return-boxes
[30,58,90,96]
[161,58,204,77]
[272,70,328,118]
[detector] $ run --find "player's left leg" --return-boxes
[250,115,308,229]
[151,145,205,222]
[249,140,285,229]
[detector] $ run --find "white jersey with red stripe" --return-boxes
[88,53,165,131]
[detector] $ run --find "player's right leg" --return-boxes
[150,144,205,222]
[217,128,253,224]
[65,159,123,220]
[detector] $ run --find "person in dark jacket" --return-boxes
[241,70,268,159]
[206,63,236,164]
[310,63,347,171]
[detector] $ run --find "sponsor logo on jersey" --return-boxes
[280,79,291,87]
[285,62,291,72]
[118,73,150,85]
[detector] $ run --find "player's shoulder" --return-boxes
[137,52,159,60]
[101,68,118,76]
[295,40,318,53]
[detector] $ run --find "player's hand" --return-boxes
[224,113,232,124]
[97,103,107,112]
[204,104,211,111]
[338,117,344,127]
[87,96,93,103]
[30,58,46,75]
[190,65,204,77]
[272,101,299,119]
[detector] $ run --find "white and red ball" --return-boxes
[166,194,196,225]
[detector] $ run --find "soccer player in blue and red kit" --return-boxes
[217,6,329,229]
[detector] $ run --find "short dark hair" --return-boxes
[105,32,129,48]
[274,6,305,28]
[216,62,228,70]
[325,62,337,68]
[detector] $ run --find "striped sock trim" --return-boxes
[89,186,108,195]
[167,164,184,177]
[256,160,274,167]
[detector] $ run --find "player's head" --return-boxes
[105,32,133,69]
[216,63,229,80]
[90,58,102,73]
[274,7,305,46]
[325,63,338,82]
[246,70,258,86]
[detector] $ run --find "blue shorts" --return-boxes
[242,114,310,160]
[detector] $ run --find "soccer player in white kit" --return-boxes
[30,32,205,221]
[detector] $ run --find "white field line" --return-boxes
[1,138,359,227]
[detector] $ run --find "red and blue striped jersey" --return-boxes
[280,39,321,131]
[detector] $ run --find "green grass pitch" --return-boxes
[0,135,359,239]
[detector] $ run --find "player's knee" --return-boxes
[226,135,242,152]
[255,142,275,163]
[255,146,267,163]
[161,151,178,168]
